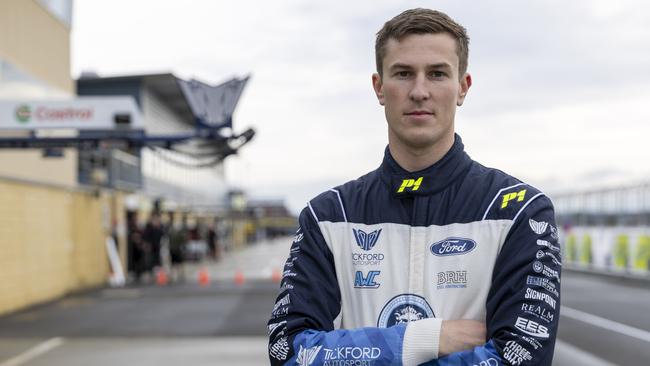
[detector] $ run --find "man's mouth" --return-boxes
[405,110,433,116]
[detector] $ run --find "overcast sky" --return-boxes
[72,0,650,213]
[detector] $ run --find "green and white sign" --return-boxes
[0,97,143,130]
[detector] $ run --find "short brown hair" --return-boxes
[375,8,469,78]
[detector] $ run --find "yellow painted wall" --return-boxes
[0,178,113,316]
[0,0,77,186]
[0,0,73,93]
[0,149,77,187]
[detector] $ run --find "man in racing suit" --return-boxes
[268,8,561,366]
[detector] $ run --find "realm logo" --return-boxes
[352,228,382,251]
[296,345,322,366]
[430,238,476,256]
[522,303,555,323]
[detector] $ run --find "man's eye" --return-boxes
[395,71,410,78]
[430,71,446,78]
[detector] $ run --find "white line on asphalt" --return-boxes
[0,337,65,366]
[561,306,650,343]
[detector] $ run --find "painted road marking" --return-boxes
[562,306,650,343]
[0,337,64,366]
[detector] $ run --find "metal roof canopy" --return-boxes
[77,72,250,128]
[0,72,254,164]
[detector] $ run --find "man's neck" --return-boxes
[388,134,455,173]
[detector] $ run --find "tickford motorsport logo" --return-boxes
[15,105,31,123]
[296,345,322,366]
[529,219,548,235]
[352,228,384,266]
[377,294,434,327]
[322,346,381,365]
[353,228,382,251]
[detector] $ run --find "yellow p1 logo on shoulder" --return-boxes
[501,189,527,208]
[397,177,423,193]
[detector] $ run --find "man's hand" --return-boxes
[438,320,486,357]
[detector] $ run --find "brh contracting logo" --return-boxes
[352,228,382,251]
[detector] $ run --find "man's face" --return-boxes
[372,33,471,151]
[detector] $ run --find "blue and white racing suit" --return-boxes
[268,135,561,366]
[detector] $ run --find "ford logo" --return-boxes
[430,238,476,256]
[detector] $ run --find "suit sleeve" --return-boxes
[428,195,562,366]
[268,206,439,366]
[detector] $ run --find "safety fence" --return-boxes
[561,226,650,274]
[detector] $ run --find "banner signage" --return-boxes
[0,96,143,130]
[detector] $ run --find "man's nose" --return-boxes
[409,74,430,102]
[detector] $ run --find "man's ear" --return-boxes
[372,73,385,106]
[456,73,472,106]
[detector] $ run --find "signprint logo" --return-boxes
[352,228,382,251]
[15,105,31,123]
[430,237,476,256]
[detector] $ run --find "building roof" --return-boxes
[77,72,249,128]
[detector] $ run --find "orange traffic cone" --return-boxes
[198,267,210,287]
[156,268,168,286]
[271,267,282,283]
[234,269,245,286]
